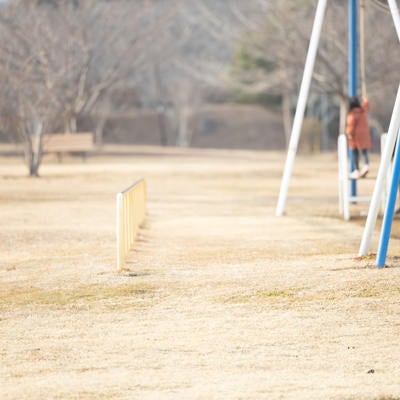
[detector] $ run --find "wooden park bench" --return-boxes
[42,132,95,162]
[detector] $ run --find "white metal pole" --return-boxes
[339,134,351,221]
[388,0,400,42]
[380,133,391,213]
[276,0,328,216]
[358,83,400,256]
[338,135,344,215]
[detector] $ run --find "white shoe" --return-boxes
[349,169,360,179]
[360,165,369,178]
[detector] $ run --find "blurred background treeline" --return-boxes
[0,0,398,155]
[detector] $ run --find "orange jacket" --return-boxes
[346,100,371,150]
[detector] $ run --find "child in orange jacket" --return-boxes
[346,96,372,179]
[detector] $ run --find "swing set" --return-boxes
[276,0,400,267]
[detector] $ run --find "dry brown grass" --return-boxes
[1,283,155,311]
[2,146,400,400]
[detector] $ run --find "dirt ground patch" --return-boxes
[1,146,400,400]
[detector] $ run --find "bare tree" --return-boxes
[0,0,180,175]
[229,0,400,145]
[154,0,267,147]
[0,3,61,175]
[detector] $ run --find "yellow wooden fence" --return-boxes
[116,179,146,271]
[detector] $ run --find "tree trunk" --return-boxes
[24,139,35,176]
[28,119,43,177]
[281,91,292,148]
[157,107,168,146]
[65,116,77,133]
[95,117,106,148]
[177,107,190,147]
[29,155,40,177]
[153,63,168,146]
[339,96,347,135]
[320,92,329,151]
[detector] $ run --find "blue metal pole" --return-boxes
[349,0,358,196]
[349,0,358,97]
[376,137,400,267]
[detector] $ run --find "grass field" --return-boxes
[1,146,400,400]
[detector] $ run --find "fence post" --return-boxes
[116,180,146,271]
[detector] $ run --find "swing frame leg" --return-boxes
[359,84,400,256]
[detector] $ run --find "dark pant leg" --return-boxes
[361,149,369,165]
[352,148,360,170]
